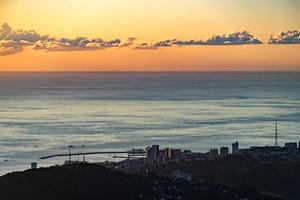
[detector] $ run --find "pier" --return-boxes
[40,149,145,160]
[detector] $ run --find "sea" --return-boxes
[0,72,300,175]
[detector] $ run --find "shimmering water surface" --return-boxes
[0,72,300,175]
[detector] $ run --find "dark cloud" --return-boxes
[0,23,12,38]
[0,23,31,55]
[174,32,262,46]
[173,40,205,45]
[0,45,22,56]
[0,39,31,55]
[133,32,262,50]
[134,39,176,49]
[153,39,176,47]
[206,31,262,45]
[0,23,122,55]
[0,23,48,43]
[34,37,121,51]
[127,37,137,43]
[120,37,137,47]
[268,30,300,44]
[5,29,48,43]
[134,43,158,50]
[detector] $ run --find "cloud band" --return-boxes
[0,23,299,56]
[268,30,300,44]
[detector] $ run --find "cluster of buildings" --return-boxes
[145,145,188,165]
[116,145,188,171]
[145,140,300,164]
[115,140,300,172]
[208,141,300,160]
[238,142,300,161]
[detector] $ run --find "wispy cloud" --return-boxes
[268,30,300,44]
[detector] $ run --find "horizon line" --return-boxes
[1,70,300,73]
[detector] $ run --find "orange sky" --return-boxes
[1,45,299,72]
[0,0,300,71]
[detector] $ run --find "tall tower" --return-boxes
[275,119,278,146]
[232,141,239,154]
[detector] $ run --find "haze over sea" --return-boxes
[0,72,300,175]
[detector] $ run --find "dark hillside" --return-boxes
[155,156,300,199]
[0,163,282,200]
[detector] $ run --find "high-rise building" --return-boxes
[146,145,159,164]
[164,148,172,159]
[163,148,181,160]
[232,141,239,154]
[285,142,297,151]
[171,149,181,160]
[275,119,278,146]
[210,148,219,157]
[31,162,37,169]
[158,150,166,164]
[220,147,229,156]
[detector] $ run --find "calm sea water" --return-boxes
[0,72,300,175]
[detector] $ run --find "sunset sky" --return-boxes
[0,0,300,71]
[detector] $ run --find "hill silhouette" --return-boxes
[0,163,282,200]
